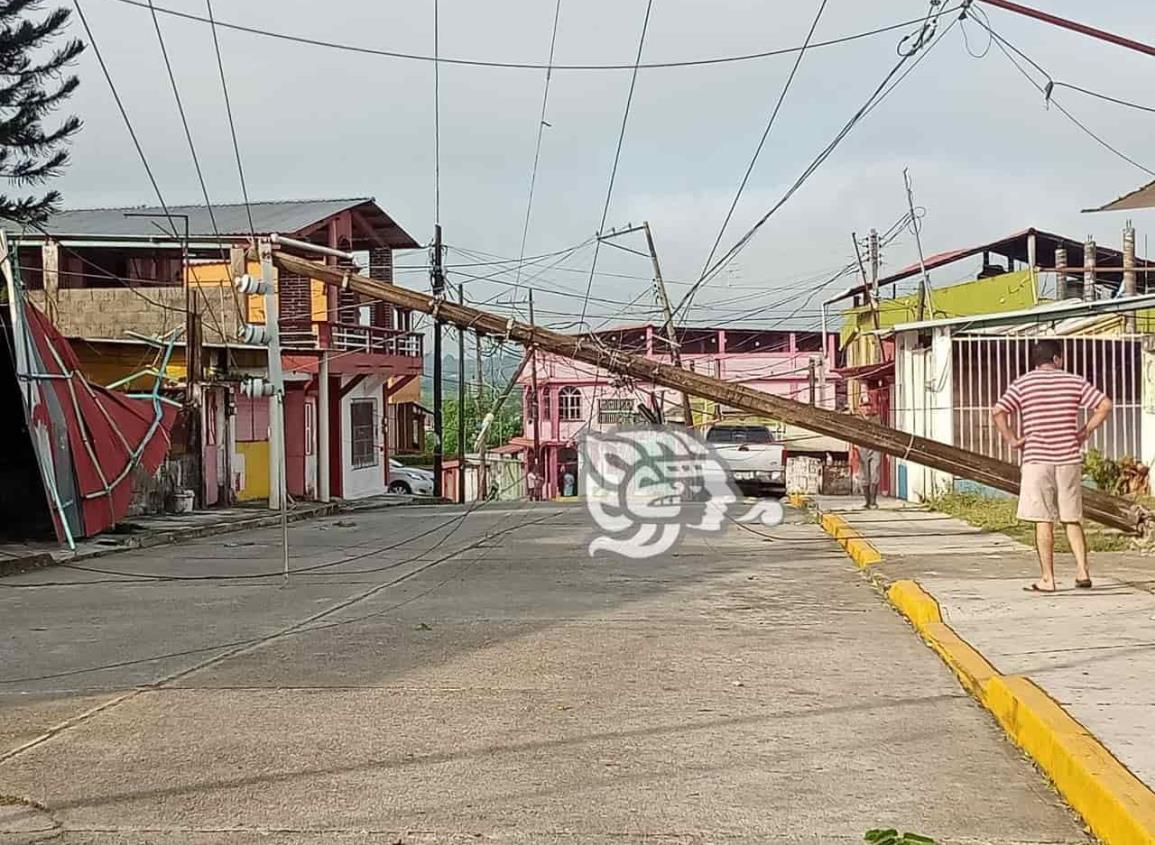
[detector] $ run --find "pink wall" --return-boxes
[517,329,839,443]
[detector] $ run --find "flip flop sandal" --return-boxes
[1075,579,1093,589]
[1023,583,1056,593]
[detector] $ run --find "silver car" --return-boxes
[387,459,434,496]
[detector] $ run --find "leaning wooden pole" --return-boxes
[272,250,1147,535]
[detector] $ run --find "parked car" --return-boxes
[704,423,786,498]
[387,459,434,496]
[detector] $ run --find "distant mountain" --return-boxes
[421,345,526,398]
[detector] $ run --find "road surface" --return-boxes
[0,501,1088,843]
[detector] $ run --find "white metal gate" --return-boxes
[952,333,1141,464]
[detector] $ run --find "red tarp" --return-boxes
[23,302,175,539]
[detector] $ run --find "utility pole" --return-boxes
[868,228,880,307]
[457,282,466,504]
[808,359,817,406]
[237,240,289,583]
[276,248,1148,533]
[903,169,931,322]
[975,0,1155,58]
[642,222,694,427]
[431,224,445,497]
[529,289,542,502]
[599,223,694,427]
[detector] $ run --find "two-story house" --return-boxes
[10,198,423,507]
[512,324,843,499]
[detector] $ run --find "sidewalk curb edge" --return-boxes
[817,506,1155,845]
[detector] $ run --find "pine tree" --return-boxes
[0,0,83,225]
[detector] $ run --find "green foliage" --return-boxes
[428,392,522,458]
[864,829,936,845]
[1083,449,1121,495]
[0,1,85,225]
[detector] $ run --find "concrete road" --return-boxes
[0,502,1088,844]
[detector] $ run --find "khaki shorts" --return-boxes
[1017,462,1084,523]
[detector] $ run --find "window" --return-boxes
[541,389,551,422]
[525,387,536,422]
[558,386,582,421]
[598,398,636,425]
[706,425,773,444]
[350,399,378,468]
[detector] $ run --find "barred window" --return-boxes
[350,399,378,468]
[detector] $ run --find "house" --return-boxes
[829,226,1154,497]
[883,293,1155,503]
[6,198,424,508]
[510,324,843,500]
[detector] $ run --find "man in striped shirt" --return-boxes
[992,339,1113,593]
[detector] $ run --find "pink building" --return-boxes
[512,325,842,499]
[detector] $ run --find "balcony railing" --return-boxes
[279,319,423,358]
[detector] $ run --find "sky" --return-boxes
[46,0,1155,331]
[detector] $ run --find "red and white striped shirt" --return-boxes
[994,368,1107,465]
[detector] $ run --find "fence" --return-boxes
[952,333,1141,464]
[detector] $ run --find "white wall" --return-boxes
[896,327,955,503]
[1142,340,1155,469]
[340,375,387,500]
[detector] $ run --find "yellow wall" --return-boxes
[190,260,329,325]
[236,440,270,501]
[389,375,421,404]
[841,270,1039,368]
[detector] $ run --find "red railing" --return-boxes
[279,319,423,358]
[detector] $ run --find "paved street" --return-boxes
[1,502,1088,844]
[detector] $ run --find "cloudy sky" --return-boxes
[49,0,1155,329]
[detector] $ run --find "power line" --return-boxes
[205,0,256,240]
[579,0,654,330]
[694,0,831,314]
[970,17,1155,177]
[105,0,965,72]
[433,0,441,224]
[71,0,176,236]
[513,0,563,301]
[673,1,958,316]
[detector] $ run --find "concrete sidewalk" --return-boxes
[0,494,436,577]
[816,495,1155,844]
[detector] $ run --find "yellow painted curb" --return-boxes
[885,580,942,631]
[986,676,1155,845]
[817,506,1155,845]
[818,512,882,568]
[787,492,810,509]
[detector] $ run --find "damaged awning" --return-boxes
[3,245,175,546]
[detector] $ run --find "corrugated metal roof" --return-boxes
[1084,178,1155,213]
[29,198,418,247]
[879,292,1155,334]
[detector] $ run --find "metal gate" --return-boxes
[952,333,1141,464]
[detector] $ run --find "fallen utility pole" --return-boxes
[975,0,1155,59]
[271,249,1147,534]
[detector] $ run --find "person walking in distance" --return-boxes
[992,339,1113,593]
[855,399,882,509]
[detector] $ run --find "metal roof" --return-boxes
[1084,178,1155,213]
[22,198,419,248]
[878,292,1155,335]
[838,227,1152,301]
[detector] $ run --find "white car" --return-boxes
[387,459,434,496]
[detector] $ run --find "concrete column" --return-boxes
[1084,237,1097,302]
[1124,222,1138,332]
[1055,246,1069,300]
[42,239,59,325]
[318,351,331,502]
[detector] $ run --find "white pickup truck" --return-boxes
[704,423,787,498]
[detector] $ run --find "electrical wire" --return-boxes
[513,0,563,304]
[673,1,958,319]
[970,17,1155,177]
[70,0,176,236]
[695,0,831,309]
[205,0,256,241]
[105,0,965,73]
[578,0,654,331]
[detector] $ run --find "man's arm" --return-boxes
[992,407,1026,449]
[1076,396,1113,443]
